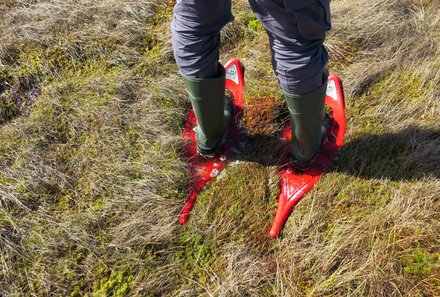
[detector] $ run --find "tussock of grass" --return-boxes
[1,0,439,296]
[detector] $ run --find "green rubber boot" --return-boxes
[283,82,327,170]
[182,66,230,157]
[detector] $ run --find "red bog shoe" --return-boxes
[270,75,346,237]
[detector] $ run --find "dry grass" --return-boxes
[0,0,439,296]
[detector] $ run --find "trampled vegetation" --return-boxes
[0,0,439,296]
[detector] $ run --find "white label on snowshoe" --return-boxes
[210,169,220,178]
[226,64,239,85]
[327,80,338,101]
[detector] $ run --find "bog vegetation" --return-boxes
[0,0,439,296]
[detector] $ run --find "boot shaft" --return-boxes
[182,66,227,152]
[283,82,327,162]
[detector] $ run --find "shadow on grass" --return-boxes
[234,125,440,181]
[336,126,440,181]
[233,133,285,166]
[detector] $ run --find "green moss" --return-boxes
[247,15,264,31]
[145,43,162,59]
[45,45,78,72]
[70,286,82,297]
[401,249,439,278]
[227,200,245,218]
[169,231,221,290]
[333,178,390,218]
[89,197,106,212]
[17,50,44,77]
[174,233,214,267]
[92,267,135,296]
[147,5,173,26]
[370,72,423,104]
[349,70,426,134]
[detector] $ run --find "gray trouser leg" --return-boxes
[172,0,330,90]
[248,0,331,94]
[249,0,331,163]
[171,0,234,152]
[171,0,234,78]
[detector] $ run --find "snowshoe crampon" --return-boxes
[179,59,245,225]
[270,75,346,237]
[180,61,346,238]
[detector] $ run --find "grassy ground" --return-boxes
[1,0,439,296]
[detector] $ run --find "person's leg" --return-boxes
[171,0,234,155]
[249,0,331,168]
